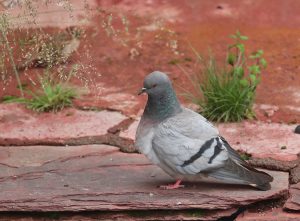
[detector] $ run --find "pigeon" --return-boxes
[135,71,273,190]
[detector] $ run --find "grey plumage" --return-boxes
[135,71,273,190]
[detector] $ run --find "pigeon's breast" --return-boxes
[135,119,160,165]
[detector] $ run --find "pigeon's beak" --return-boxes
[138,87,147,95]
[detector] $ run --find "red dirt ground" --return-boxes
[1,0,300,123]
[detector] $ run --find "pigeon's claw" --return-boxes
[159,179,184,190]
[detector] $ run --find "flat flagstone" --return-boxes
[290,164,300,184]
[0,145,289,212]
[121,118,300,162]
[218,121,300,161]
[119,119,140,142]
[0,209,238,221]
[284,183,300,211]
[0,103,128,147]
[74,89,143,117]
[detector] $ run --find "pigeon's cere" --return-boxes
[135,71,273,190]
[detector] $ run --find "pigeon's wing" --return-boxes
[171,108,219,140]
[152,109,228,175]
[152,109,273,190]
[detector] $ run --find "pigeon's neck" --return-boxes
[144,89,182,121]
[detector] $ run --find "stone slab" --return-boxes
[290,163,300,184]
[219,121,300,161]
[284,183,300,211]
[119,119,139,142]
[121,118,300,161]
[0,145,289,212]
[0,209,238,221]
[74,89,142,117]
[0,103,127,146]
[236,208,300,221]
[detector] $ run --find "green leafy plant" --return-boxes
[187,31,267,122]
[3,66,80,112]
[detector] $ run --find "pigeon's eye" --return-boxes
[152,84,157,88]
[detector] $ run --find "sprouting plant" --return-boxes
[227,30,267,90]
[3,65,81,112]
[186,31,267,122]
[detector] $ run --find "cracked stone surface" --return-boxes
[290,163,300,184]
[0,104,128,148]
[219,122,300,161]
[74,89,142,117]
[119,119,139,143]
[0,145,289,212]
[284,183,300,211]
[236,207,300,221]
[0,209,238,221]
[247,157,299,172]
[121,118,300,162]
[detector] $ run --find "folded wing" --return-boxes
[152,109,273,190]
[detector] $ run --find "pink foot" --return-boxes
[159,180,184,190]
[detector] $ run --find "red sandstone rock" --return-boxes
[236,207,300,221]
[284,183,300,211]
[0,145,289,212]
[119,119,139,142]
[218,121,300,161]
[74,90,142,117]
[290,164,300,184]
[0,209,238,221]
[0,103,127,146]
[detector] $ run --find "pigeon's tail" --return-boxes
[206,158,273,191]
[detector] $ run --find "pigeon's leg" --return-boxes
[159,179,184,190]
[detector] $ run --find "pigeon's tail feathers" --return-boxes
[206,158,273,191]
[249,182,272,191]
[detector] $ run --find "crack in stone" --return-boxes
[0,169,58,182]
[0,162,19,168]
[41,150,119,166]
[0,163,153,182]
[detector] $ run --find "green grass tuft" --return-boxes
[197,59,255,122]
[3,78,79,112]
[184,31,266,122]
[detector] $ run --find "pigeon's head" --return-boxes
[138,71,172,96]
